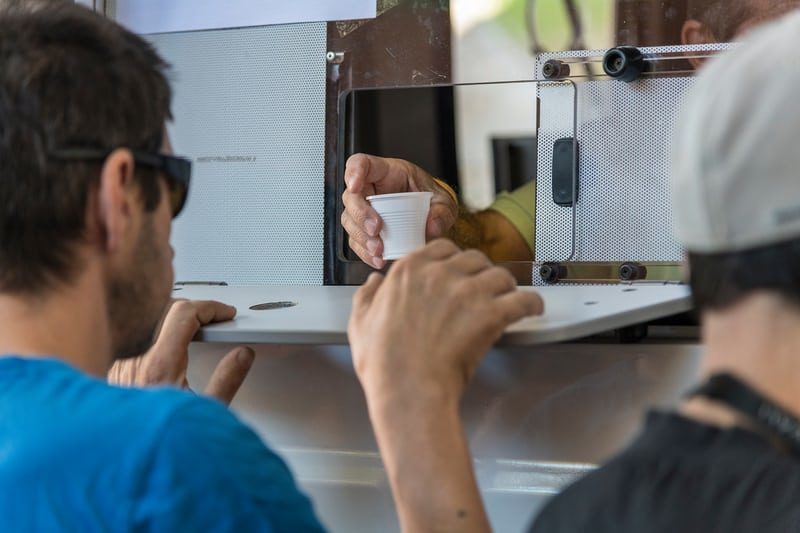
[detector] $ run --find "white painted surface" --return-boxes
[115,0,376,34]
[150,25,327,285]
[175,284,691,345]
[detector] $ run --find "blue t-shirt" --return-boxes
[0,357,326,532]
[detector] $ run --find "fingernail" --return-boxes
[237,347,255,367]
[365,218,379,237]
[372,257,385,269]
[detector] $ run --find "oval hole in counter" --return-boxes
[249,301,298,311]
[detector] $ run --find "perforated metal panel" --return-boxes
[534,44,731,284]
[149,24,326,285]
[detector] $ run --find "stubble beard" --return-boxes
[107,216,171,360]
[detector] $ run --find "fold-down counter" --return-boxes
[177,284,691,345]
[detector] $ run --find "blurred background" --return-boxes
[337,0,688,211]
[451,0,615,208]
[330,0,698,282]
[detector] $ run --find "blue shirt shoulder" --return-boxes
[0,357,325,533]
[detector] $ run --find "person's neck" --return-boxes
[0,259,112,377]
[683,292,800,428]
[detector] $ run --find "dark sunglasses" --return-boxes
[49,147,192,218]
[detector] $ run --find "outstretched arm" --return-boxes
[349,240,544,531]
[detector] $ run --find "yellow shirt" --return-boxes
[488,181,535,254]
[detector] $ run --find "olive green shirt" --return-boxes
[488,180,535,253]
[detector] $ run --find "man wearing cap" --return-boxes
[531,9,800,530]
[350,8,800,533]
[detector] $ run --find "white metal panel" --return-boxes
[534,45,730,281]
[150,24,326,285]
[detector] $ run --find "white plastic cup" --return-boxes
[367,192,433,260]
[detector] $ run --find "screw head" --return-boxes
[540,263,563,283]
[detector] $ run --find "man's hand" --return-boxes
[108,300,254,406]
[349,239,543,402]
[342,154,458,269]
[347,240,543,533]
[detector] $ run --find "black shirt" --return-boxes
[530,411,800,532]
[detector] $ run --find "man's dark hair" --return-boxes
[689,238,800,313]
[687,0,756,41]
[0,1,172,293]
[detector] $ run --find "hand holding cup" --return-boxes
[341,154,459,268]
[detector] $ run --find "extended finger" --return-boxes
[344,153,410,193]
[205,346,255,406]
[342,210,382,252]
[349,237,385,269]
[344,153,372,192]
[446,249,493,275]
[493,290,545,325]
[153,300,236,356]
[342,190,382,238]
[472,266,517,296]
[191,300,237,326]
[418,238,462,260]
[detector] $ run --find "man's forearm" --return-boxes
[447,205,485,251]
[366,387,490,533]
[448,207,533,263]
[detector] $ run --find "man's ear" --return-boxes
[682,20,716,69]
[96,148,137,254]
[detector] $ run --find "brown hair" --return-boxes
[686,0,757,41]
[0,1,172,292]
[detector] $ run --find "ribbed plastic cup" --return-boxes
[367,192,433,260]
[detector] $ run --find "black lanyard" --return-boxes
[688,373,800,459]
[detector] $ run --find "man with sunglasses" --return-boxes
[529,10,800,531]
[0,2,545,531]
[0,2,327,530]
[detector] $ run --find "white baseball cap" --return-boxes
[672,9,800,253]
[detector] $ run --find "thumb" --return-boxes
[204,346,255,405]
